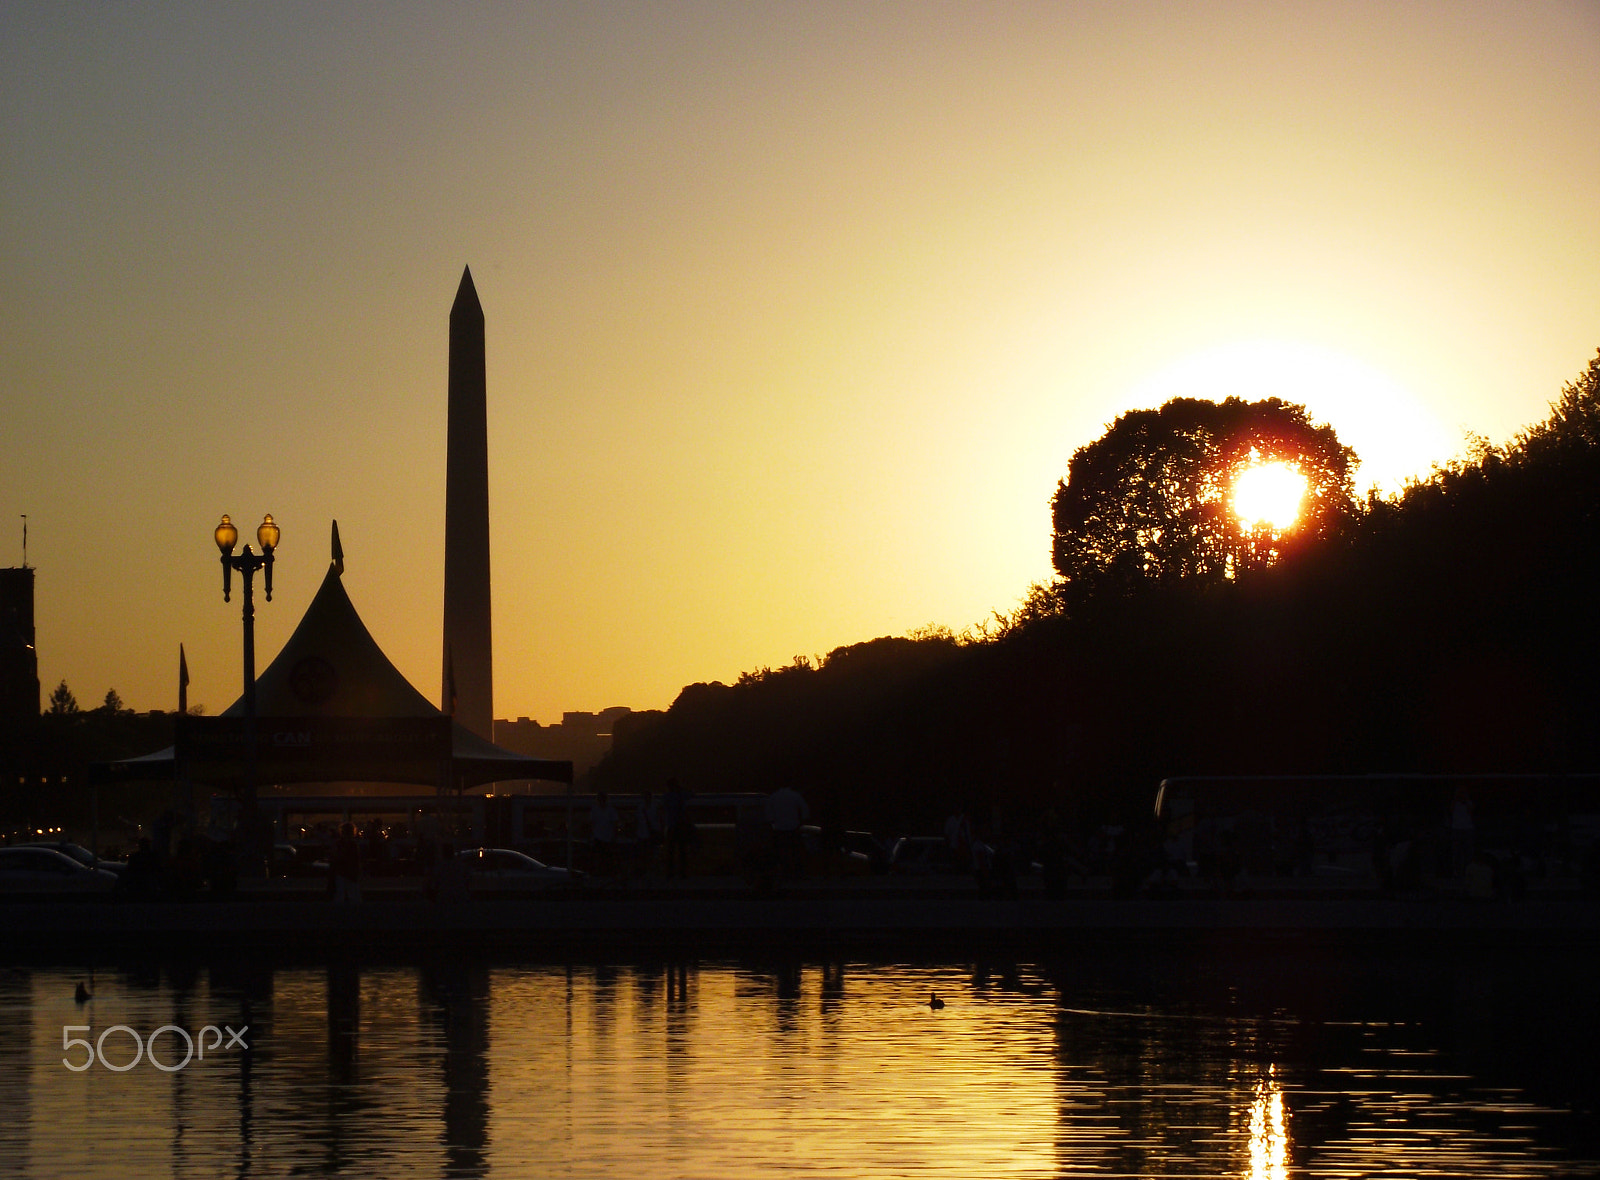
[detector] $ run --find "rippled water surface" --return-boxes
[1,949,1595,1178]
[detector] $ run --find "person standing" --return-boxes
[944,808,973,872]
[632,789,661,876]
[590,791,621,878]
[330,821,362,904]
[663,778,693,878]
[1450,786,1476,878]
[766,783,810,878]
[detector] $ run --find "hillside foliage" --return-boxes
[589,351,1600,830]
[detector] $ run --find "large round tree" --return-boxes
[1050,397,1357,605]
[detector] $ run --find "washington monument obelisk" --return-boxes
[442,266,493,739]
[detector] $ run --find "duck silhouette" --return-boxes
[74,982,92,1004]
[928,992,945,1010]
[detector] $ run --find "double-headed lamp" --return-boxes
[214,513,280,601]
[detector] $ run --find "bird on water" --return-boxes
[928,992,945,1010]
[74,982,92,1003]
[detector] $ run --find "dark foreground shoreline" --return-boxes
[5,880,1597,957]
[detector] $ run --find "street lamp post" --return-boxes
[214,513,280,875]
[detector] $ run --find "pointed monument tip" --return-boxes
[452,266,482,317]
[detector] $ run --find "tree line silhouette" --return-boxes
[0,693,182,836]
[598,349,1600,833]
[6,351,1597,840]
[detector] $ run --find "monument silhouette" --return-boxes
[442,267,493,740]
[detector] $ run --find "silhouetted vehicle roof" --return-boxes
[0,846,118,892]
[1155,774,1600,820]
[454,847,583,889]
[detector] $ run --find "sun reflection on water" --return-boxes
[1247,1067,1289,1180]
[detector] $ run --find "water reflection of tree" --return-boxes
[1044,954,1311,1176]
[1052,1001,1237,1172]
[1047,948,1600,1176]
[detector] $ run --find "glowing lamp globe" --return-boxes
[214,514,239,554]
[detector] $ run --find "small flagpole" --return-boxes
[178,644,193,832]
[20,515,26,568]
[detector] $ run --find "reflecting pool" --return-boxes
[1,948,1595,1178]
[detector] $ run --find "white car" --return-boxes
[454,847,583,891]
[0,846,119,893]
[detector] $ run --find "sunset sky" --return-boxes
[3,2,1598,722]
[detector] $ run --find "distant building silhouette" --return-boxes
[0,566,38,721]
[494,707,633,786]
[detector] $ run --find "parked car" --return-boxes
[888,836,963,875]
[0,846,119,893]
[454,847,583,891]
[16,840,124,875]
[269,843,328,879]
[840,830,894,874]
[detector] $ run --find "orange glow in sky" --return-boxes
[2,3,1598,720]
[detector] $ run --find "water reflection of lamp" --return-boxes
[214,513,280,876]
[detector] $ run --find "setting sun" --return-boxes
[1121,340,1454,495]
[1233,461,1307,531]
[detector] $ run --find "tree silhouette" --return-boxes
[592,353,1600,833]
[1050,397,1356,607]
[100,688,125,714]
[46,679,79,715]
[1511,347,1600,456]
